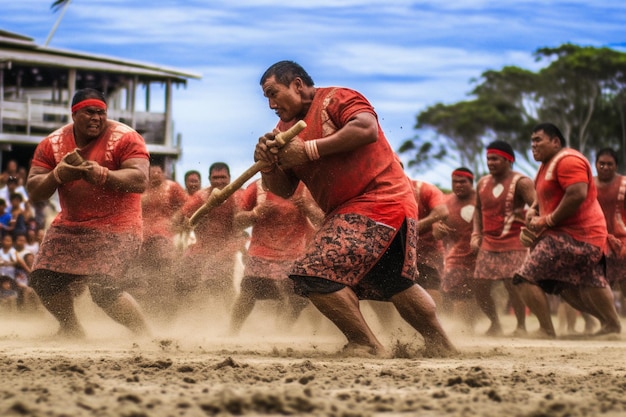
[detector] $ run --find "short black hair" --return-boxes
[71,88,107,108]
[184,170,201,181]
[260,61,315,87]
[209,162,230,177]
[532,122,565,147]
[596,147,619,166]
[452,167,474,183]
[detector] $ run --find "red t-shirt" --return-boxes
[278,87,416,229]
[240,181,315,261]
[181,187,242,256]
[595,174,626,241]
[31,121,149,234]
[412,180,445,265]
[442,192,477,270]
[536,150,607,250]
[142,180,187,239]
[477,173,527,252]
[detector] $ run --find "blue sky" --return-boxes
[2,1,625,187]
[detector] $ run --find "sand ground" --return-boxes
[0,293,625,417]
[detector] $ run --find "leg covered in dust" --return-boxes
[308,287,387,357]
[390,284,457,356]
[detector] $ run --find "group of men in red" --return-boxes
[25,61,622,356]
[423,130,624,339]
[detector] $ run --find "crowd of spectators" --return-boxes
[0,159,49,315]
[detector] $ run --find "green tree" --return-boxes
[401,43,626,174]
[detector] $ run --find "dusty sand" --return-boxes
[0,293,625,417]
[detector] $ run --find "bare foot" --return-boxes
[524,328,556,340]
[594,324,621,336]
[340,342,390,358]
[56,326,86,340]
[509,327,527,337]
[485,323,503,337]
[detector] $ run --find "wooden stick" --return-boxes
[189,120,307,226]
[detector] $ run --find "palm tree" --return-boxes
[45,0,72,46]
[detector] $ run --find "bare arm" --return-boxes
[27,157,148,203]
[516,177,537,208]
[529,182,587,229]
[89,157,149,193]
[417,204,449,233]
[257,112,378,198]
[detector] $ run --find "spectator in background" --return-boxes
[0,275,18,313]
[0,199,11,235]
[13,233,42,314]
[0,234,19,279]
[24,228,40,256]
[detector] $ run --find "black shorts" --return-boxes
[240,276,295,300]
[30,269,123,308]
[417,264,441,290]
[292,222,415,300]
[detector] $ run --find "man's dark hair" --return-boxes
[532,122,566,147]
[260,61,315,87]
[452,167,474,183]
[486,140,515,162]
[596,147,619,166]
[71,88,107,107]
[184,170,201,182]
[209,162,230,177]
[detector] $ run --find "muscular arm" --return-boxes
[417,204,449,233]
[26,157,148,203]
[100,158,149,193]
[26,166,63,202]
[516,177,537,208]
[314,112,379,156]
[549,182,587,224]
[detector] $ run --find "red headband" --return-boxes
[487,148,514,162]
[71,99,107,113]
[452,170,474,180]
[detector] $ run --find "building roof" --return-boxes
[0,29,201,83]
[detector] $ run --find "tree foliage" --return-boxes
[400,43,626,175]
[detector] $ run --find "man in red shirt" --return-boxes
[435,168,479,329]
[178,162,247,316]
[472,141,535,336]
[254,60,455,357]
[131,162,187,319]
[26,88,151,338]
[514,123,621,337]
[594,147,626,315]
[229,180,323,335]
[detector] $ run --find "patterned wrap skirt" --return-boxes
[32,225,141,279]
[244,256,293,281]
[290,213,419,299]
[515,233,608,294]
[442,265,476,299]
[606,252,626,286]
[474,249,528,280]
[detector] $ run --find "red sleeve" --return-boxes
[422,183,446,210]
[31,140,56,171]
[239,182,258,211]
[113,131,150,166]
[181,191,205,217]
[556,156,591,188]
[327,88,378,127]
